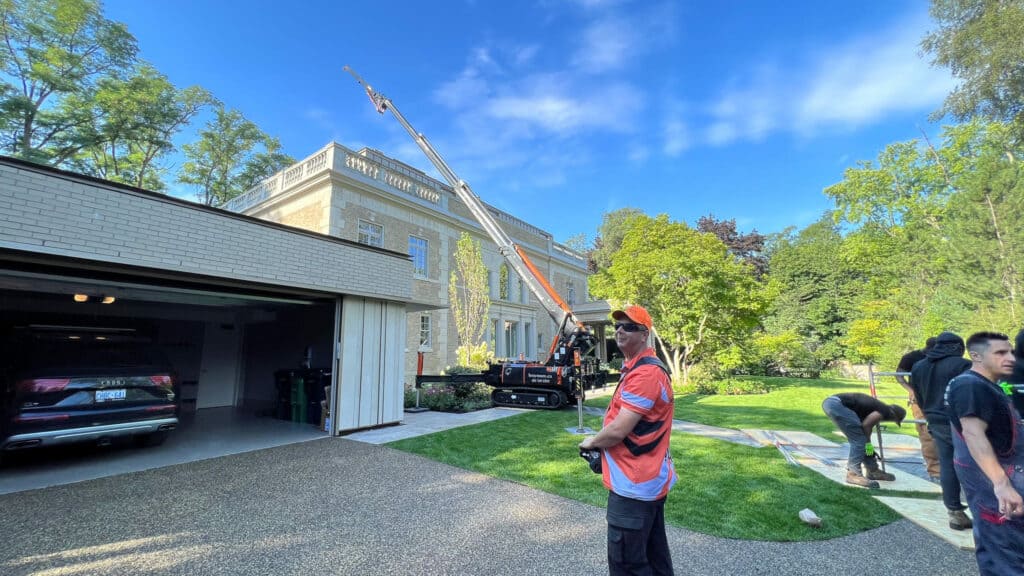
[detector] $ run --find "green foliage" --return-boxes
[922,0,1024,133]
[404,377,492,413]
[178,105,291,206]
[453,342,490,370]
[498,263,509,300]
[73,64,215,190]
[0,0,138,164]
[448,233,490,365]
[590,214,769,385]
[590,207,647,272]
[741,331,822,378]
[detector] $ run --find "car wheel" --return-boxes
[133,431,169,448]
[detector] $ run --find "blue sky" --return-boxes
[103,0,954,244]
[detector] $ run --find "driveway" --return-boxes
[0,438,977,576]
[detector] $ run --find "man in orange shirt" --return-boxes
[580,305,677,575]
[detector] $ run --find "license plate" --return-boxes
[95,389,126,402]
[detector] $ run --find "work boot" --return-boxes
[948,509,973,531]
[845,470,880,489]
[862,458,896,481]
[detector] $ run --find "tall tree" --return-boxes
[590,214,767,385]
[0,0,137,164]
[448,232,490,366]
[696,215,768,277]
[178,106,290,206]
[922,0,1024,134]
[75,64,214,190]
[590,207,647,272]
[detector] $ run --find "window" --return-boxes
[505,320,519,358]
[357,220,383,247]
[566,280,576,306]
[419,314,432,348]
[524,322,532,356]
[409,236,428,276]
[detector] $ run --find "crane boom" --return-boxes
[343,66,580,335]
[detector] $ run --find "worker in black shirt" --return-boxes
[896,337,939,481]
[946,332,1023,576]
[821,392,906,488]
[909,331,972,530]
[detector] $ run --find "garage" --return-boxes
[0,157,416,489]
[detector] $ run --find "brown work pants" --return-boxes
[910,396,940,478]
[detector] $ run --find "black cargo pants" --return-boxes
[607,491,674,576]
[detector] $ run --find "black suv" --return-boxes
[1,326,179,462]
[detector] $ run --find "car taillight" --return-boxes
[145,404,176,412]
[149,375,173,388]
[14,413,71,423]
[16,378,71,394]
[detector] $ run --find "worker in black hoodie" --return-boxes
[910,331,973,530]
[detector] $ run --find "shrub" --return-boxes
[453,342,491,370]
[741,331,823,378]
[404,375,493,413]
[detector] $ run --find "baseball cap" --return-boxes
[611,305,653,331]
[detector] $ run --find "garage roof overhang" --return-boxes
[0,156,418,305]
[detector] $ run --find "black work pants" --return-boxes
[606,491,674,576]
[927,418,967,511]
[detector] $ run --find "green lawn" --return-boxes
[387,376,928,541]
[590,375,918,439]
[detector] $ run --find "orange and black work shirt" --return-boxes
[601,348,677,501]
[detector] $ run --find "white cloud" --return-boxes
[662,117,690,156]
[700,12,954,145]
[794,21,954,132]
[571,17,636,73]
[486,76,643,135]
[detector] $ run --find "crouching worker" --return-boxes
[821,392,906,488]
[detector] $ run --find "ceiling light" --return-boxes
[73,294,88,303]
[101,296,115,304]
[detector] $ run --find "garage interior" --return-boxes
[0,262,340,494]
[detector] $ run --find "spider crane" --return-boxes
[344,66,607,409]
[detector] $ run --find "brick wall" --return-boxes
[0,160,412,301]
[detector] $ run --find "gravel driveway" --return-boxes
[0,438,977,575]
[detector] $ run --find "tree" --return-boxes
[590,208,648,272]
[0,0,137,164]
[448,232,490,367]
[922,0,1024,134]
[696,215,768,277]
[178,106,290,206]
[590,214,767,385]
[75,64,215,190]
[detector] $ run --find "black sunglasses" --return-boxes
[614,322,646,333]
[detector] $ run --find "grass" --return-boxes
[590,375,919,439]
[387,374,928,542]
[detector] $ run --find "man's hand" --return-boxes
[579,437,595,451]
[994,479,1024,519]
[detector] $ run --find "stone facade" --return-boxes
[230,143,592,382]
